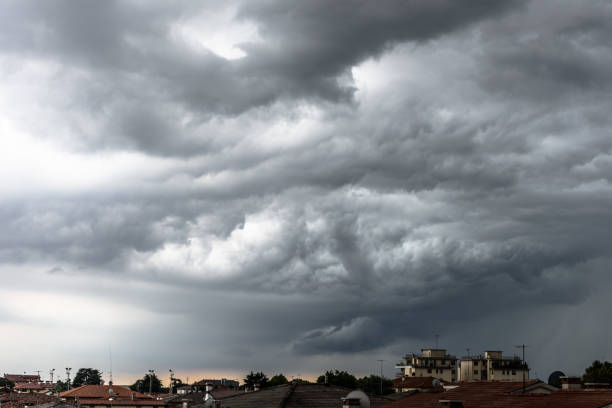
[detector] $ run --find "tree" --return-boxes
[55,380,68,393]
[72,368,104,388]
[268,374,288,387]
[356,375,394,395]
[243,371,269,390]
[316,370,357,389]
[169,378,184,394]
[130,373,162,394]
[0,377,15,390]
[583,360,612,385]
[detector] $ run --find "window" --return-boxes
[427,369,432,373]
[474,361,478,366]
[412,372,415,376]
[512,370,516,375]
[451,370,455,374]
[474,370,478,375]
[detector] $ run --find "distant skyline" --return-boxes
[2,0,612,382]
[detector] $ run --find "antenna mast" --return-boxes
[514,344,529,393]
[109,347,113,386]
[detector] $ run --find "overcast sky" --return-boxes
[1,0,612,385]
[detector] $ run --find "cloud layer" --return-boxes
[1,0,612,381]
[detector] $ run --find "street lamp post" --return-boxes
[148,370,155,395]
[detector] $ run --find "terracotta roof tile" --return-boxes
[60,385,153,400]
[380,381,612,408]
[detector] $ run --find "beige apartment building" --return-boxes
[459,350,529,382]
[395,349,458,383]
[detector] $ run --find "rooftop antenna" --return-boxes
[435,334,440,349]
[514,344,529,393]
[109,346,114,386]
[466,348,470,358]
[377,360,385,395]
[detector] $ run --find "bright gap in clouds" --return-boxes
[171,5,260,60]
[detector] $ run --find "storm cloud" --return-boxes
[1,0,612,382]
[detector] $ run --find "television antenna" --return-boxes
[514,344,529,393]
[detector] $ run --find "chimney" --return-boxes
[439,400,464,408]
[341,398,361,408]
[560,376,582,390]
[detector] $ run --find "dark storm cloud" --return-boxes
[2,0,612,379]
[0,0,522,156]
[238,0,523,102]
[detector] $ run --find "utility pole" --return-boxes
[377,360,384,395]
[148,370,155,395]
[514,344,529,393]
[66,368,72,391]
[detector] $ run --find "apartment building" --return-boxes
[395,349,458,383]
[459,350,529,382]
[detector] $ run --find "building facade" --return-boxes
[459,350,529,382]
[395,349,458,383]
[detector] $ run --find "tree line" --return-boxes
[242,370,394,395]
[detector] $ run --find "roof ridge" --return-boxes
[278,382,297,408]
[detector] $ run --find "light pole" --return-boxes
[377,360,385,395]
[148,370,155,395]
[66,368,72,391]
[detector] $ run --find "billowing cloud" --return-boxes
[1,0,612,382]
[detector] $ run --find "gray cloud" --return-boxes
[1,0,612,381]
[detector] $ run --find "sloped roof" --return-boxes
[379,381,612,408]
[60,385,153,400]
[392,377,444,390]
[0,392,59,408]
[76,398,166,406]
[217,383,391,408]
[3,375,41,383]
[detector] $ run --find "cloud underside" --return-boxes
[1,0,612,377]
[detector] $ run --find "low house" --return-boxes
[3,375,42,384]
[215,383,392,408]
[378,380,612,408]
[0,392,59,408]
[60,384,166,408]
[392,377,444,393]
[14,382,56,393]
